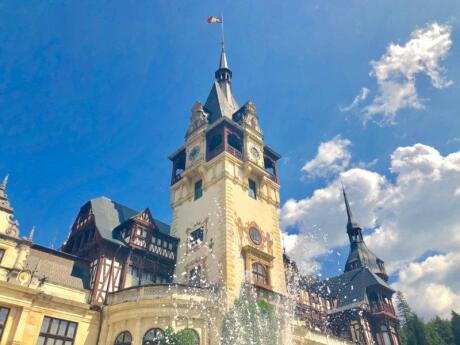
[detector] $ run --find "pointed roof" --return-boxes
[88,196,172,246]
[342,186,360,230]
[204,45,239,123]
[342,187,388,281]
[316,267,394,313]
[219,44,229,69]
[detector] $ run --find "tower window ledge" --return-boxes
[242,245,274,263]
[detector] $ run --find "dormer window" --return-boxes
[132,225,148,247]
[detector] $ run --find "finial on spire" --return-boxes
[28,226,35,242]
[1,174,9,190]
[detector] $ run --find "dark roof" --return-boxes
[316,267,394,314]
[89,196,171,246]
[345,241,384,276]
[204,81,239,123]
[26,245,90,290]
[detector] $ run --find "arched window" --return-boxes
[114,331,132,345]
[184,329,200,345]
[252,262,268,285]
[143,328,164,345]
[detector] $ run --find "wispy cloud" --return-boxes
[340,87,370,112]
[343,22,453,125]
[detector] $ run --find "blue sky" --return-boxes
[1,1,460,317]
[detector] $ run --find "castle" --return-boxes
[0,45,400,345]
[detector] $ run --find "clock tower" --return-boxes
[169,45,286,307]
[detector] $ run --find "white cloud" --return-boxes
[392,253,460,319]
[281,142,460,319]
[340,87,370,112]
[350,22,453,124]
[302,135,351,178]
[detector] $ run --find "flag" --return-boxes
[207,16,223,24]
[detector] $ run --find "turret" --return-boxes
[342,187,388,281]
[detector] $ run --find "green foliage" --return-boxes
[221,298,280,345]
[426,317,454,345]
[159,326,196,345]
[405,314,428,345]
[452,311,460,345]
[396,291,412,325]
[397,292,458,345]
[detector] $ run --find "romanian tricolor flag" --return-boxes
[207,16,223,24]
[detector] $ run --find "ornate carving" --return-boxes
[232,101,262,134]
[186,102,209,137]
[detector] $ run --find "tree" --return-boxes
[396,291,412,325]
[426,316,454,345]
[406,314,428,345]
[221,298,280,345]
[452,311,460,345]
[159,327,196,345]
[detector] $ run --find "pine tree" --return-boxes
[452,311,460,345]
[426,316,454,345]
[406,314,428,345]
[396,291,412,325]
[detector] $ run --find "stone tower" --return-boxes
[169,45,287,307]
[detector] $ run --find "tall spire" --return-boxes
[215,43,232,82]
[342,185,359,230]
[219,43,229,70]
[205,40,238,122]
[341,185,363,244]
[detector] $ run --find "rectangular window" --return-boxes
[189,228,204,247]
[248,179,257,199]
[0,248,4,264]
[38,316,78,345]
[0,307,10,342]
[194,180,203,200]
[189,266,202,287]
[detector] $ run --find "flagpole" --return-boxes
[221,15,225,49]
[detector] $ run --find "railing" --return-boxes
[370,302,396,316]
[107,284,211,305]
[226,146,242,159]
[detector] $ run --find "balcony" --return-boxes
[107,283,211,305]
[370,302,397,318]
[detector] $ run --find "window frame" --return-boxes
[0,307,10,342]
[249,227,262,245]
[38,316,78,345]
[143,328,164,345]
[248,179,257,199]
[194,180,203,200]
[189,228,204,248]
[114,331,132,345]
[189,266,202,287]
[0,248,5,264]
[252,262,268,286]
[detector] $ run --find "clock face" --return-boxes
[189,145,201,162]
[250,146,260,159]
